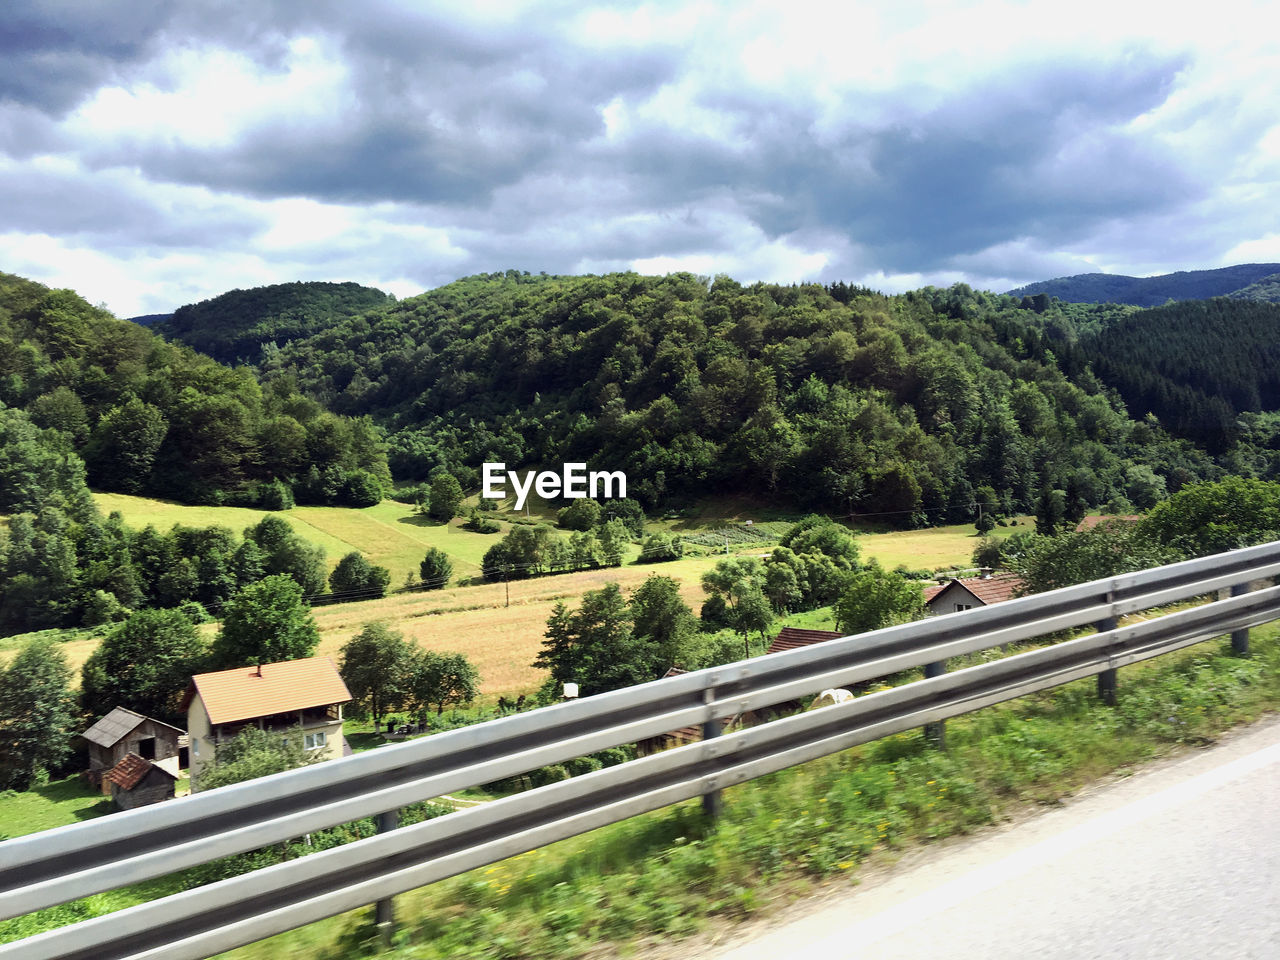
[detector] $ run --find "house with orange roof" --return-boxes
[182,657,352,791]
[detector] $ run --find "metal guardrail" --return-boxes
[4,541,1280,959]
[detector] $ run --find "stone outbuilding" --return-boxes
[81,707,185,792]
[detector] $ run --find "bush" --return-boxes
[557,498,602,531]
[258,479,295,511]
[81,589,127,627]
[329,551,392,598]
[463,511,501,534]
[419,548,453,589]
[639,532,684,563]
[341,470,383,508]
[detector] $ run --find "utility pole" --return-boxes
[503,565,510,608]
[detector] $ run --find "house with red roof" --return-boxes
[182,657,352,791]
[925,572,1024,615]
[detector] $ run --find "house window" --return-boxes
[304,732,327,751]
[955,603,972,612]
[192,738,199,757]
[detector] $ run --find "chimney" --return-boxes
[979,567,993,579]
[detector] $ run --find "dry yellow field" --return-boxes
[308,558,717,697]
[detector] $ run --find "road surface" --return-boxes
[706,716,1280,960]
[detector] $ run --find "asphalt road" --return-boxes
[707,716,1280,960]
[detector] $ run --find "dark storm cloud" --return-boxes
[2,1,1271,316]
[565,53,1194,277]
[0,0,173,112]
[72,1,680,208]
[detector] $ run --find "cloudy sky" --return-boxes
[2,0,1278,316]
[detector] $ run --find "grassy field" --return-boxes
[0,775,112,840]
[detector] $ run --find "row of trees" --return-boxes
[481,520,633,579]
[0,442,394,632]
[987,476,1280,595]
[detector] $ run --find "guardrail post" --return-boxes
[1230,583,1251,656]
[923,660,946,748]
[701,686,722,819]
[1096,614,1118,706]
[375,809,399,946]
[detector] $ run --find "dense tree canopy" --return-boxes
[0,272,389,507]
[0,639,78,789]
[81,608,208,723]
[211,575,320,668]
[254,271,1241,523]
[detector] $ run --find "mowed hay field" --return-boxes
[307,555,720,697]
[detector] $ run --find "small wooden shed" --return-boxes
[82,707,185,791]
[103,753,178,810]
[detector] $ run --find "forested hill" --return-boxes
[156,280,392,365]
[1007,263,1280,306]
[1079,298,1280,454]
[0,272,388,507]
[260,271,1219,522]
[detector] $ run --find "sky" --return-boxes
[2,0,1279,317]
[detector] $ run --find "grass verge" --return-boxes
[211,623,1280,960]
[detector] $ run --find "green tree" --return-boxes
[764,561,802,612]
[80,608,207,723]
[596,518,630,567]
[780,517,861,567]
[1137,477,1280,558]
[629,574,698,671]
[338,623,416,729]
[409,651,480,716]
[328,551,391,598]
[210,575,320,668]
[557,498,602,531]
[638,531,683,563]
[428,473,464,522]
[533,583,640,696]
[245,515,327,594]
[833,560,926,634]
[0,639,78,789]
[197,725,321,791]
[1013,524,1179,594]
[83,398,168,493]
[700,556,774,650]
[1035,487,1067,537]
[974,485,1000,534]
[418,547,454,589]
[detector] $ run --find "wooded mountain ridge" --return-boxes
[1007,262,1280,306]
